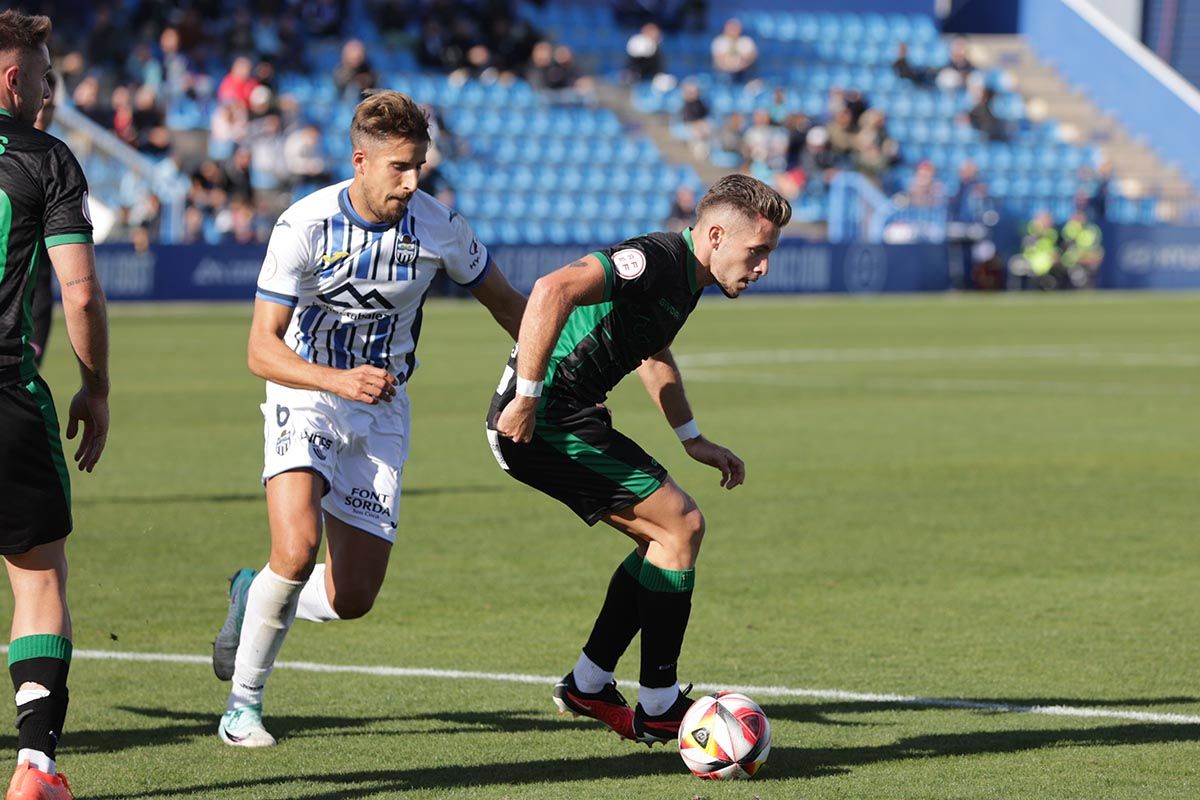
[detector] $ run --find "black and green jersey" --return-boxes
[0,109,93,387]
[543,229,703,410]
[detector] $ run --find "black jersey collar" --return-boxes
[682,227,700,294]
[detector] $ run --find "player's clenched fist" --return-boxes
[334,365,398,404]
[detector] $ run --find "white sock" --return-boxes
[16,749,54,775]
[572,651,613,694]
[638,683,680,716]
[296,564,339,623]
[227,565,303,712]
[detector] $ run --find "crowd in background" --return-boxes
[23,1,1111,285]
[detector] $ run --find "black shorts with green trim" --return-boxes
[486,398,667,526]
[0,377,72,554]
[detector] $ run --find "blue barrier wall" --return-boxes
[1100,224,1200,289]
[87,242,949,301]
[1021,0,1200,189]
[708,0,934,13]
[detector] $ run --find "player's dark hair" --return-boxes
[350,90,430,149]
[697,174,792,229]
[0,10,52,55]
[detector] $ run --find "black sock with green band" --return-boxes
[9,634,72,761]
[581,550,643,672]
[636,560,694,689]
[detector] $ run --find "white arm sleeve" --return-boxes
[255,219,314,307]
[441,211,493,288]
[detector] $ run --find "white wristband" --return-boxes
[515,377,543,398]
[674,419,701,442]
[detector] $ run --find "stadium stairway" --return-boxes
[969,34,1200,219]
[592,81,828,238]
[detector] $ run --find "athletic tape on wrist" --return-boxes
[674,419,701,442]
[515,377,543,398]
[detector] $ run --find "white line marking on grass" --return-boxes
[681,369,1197,397]
[46,648,1200,726]
[675,345,1200,369]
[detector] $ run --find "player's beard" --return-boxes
[370,195,409,226]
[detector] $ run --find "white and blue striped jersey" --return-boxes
[255,180,492,382]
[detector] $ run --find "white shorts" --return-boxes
[261,383,411,542]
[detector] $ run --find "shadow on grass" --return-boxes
[66,705,605,756]
[74,486,502,506]
[78,722,1200,798]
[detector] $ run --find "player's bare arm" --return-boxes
[637,348,745,489]
[49,242,109,472]
[247,298,397,405]
[468,263,526,340]
[495,255,607,443]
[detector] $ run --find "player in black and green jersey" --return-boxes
[486,174,790,746]
[0,11,108,800]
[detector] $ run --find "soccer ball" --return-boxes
[677,691,771,780]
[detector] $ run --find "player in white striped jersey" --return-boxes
[213,91,525,747]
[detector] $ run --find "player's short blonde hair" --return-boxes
[0,10,51,55]
[350,90,430,150]
[698,174,792,229]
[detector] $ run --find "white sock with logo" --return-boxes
[572,651,614,694]
[227,565,303,712]
[637,683,680,716]
[296,563,339,623]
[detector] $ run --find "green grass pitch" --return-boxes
[18,291,1200,798]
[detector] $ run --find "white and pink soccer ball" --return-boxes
[677,691,771,780]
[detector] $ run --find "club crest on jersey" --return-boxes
[394,234,421,266]
[613,249,646,280]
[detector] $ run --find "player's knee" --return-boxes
[681,507,706,549]
[272,544,319,582]
[331,589,376,620]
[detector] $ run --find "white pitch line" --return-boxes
[675,345,1200,369]
[681,369,1197,397]
[44,647,1200,727]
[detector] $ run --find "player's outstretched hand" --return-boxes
[334,365,397,405]
[496,395,538,443]
[66,387,109,472]
[683,437,745,489]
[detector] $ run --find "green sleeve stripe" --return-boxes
[591,251,614,302]
[45,233,93,248]
[8,634,73,666]
[638,562,695,593]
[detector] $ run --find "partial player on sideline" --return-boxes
[487,174,790,745]
[214,90,525,747]
[0,10,108,800]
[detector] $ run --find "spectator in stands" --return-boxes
[126,43,163,95]
[488,14,541,80]
[225,147,255,204]
[843,89,869,128]
[710,111,746,167]
[800,126,840,194]
[111,85,136,145]
[852,142,890,189]
[1079,159,1112,220]
[766,86,790,125]
[966,86,1008,142]
[156,27,197,107]
[249,114,289,190]
[711,18,757,83]
[902,159,945,208]
[678,80,712,158]
[782,112,812,171]
[937,37,975,90]
[892,42,932,86]
[741,109,787,171]
[664,184,697,232]
[131,86,167,153]
[625,22,664,83]
[210,101,249,159]
[301,0,344,38]
[949,160,983,222]
[552,44,595,96]
[217,55,259,109]
[87,4,124,70]
[333,39,377,97]
[825,108,856,158]
[853,109,899,168]
[72,75,110,127]
[283,124,332,190]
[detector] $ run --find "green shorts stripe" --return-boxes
[536,422,662,499]
[23,378,71,512]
